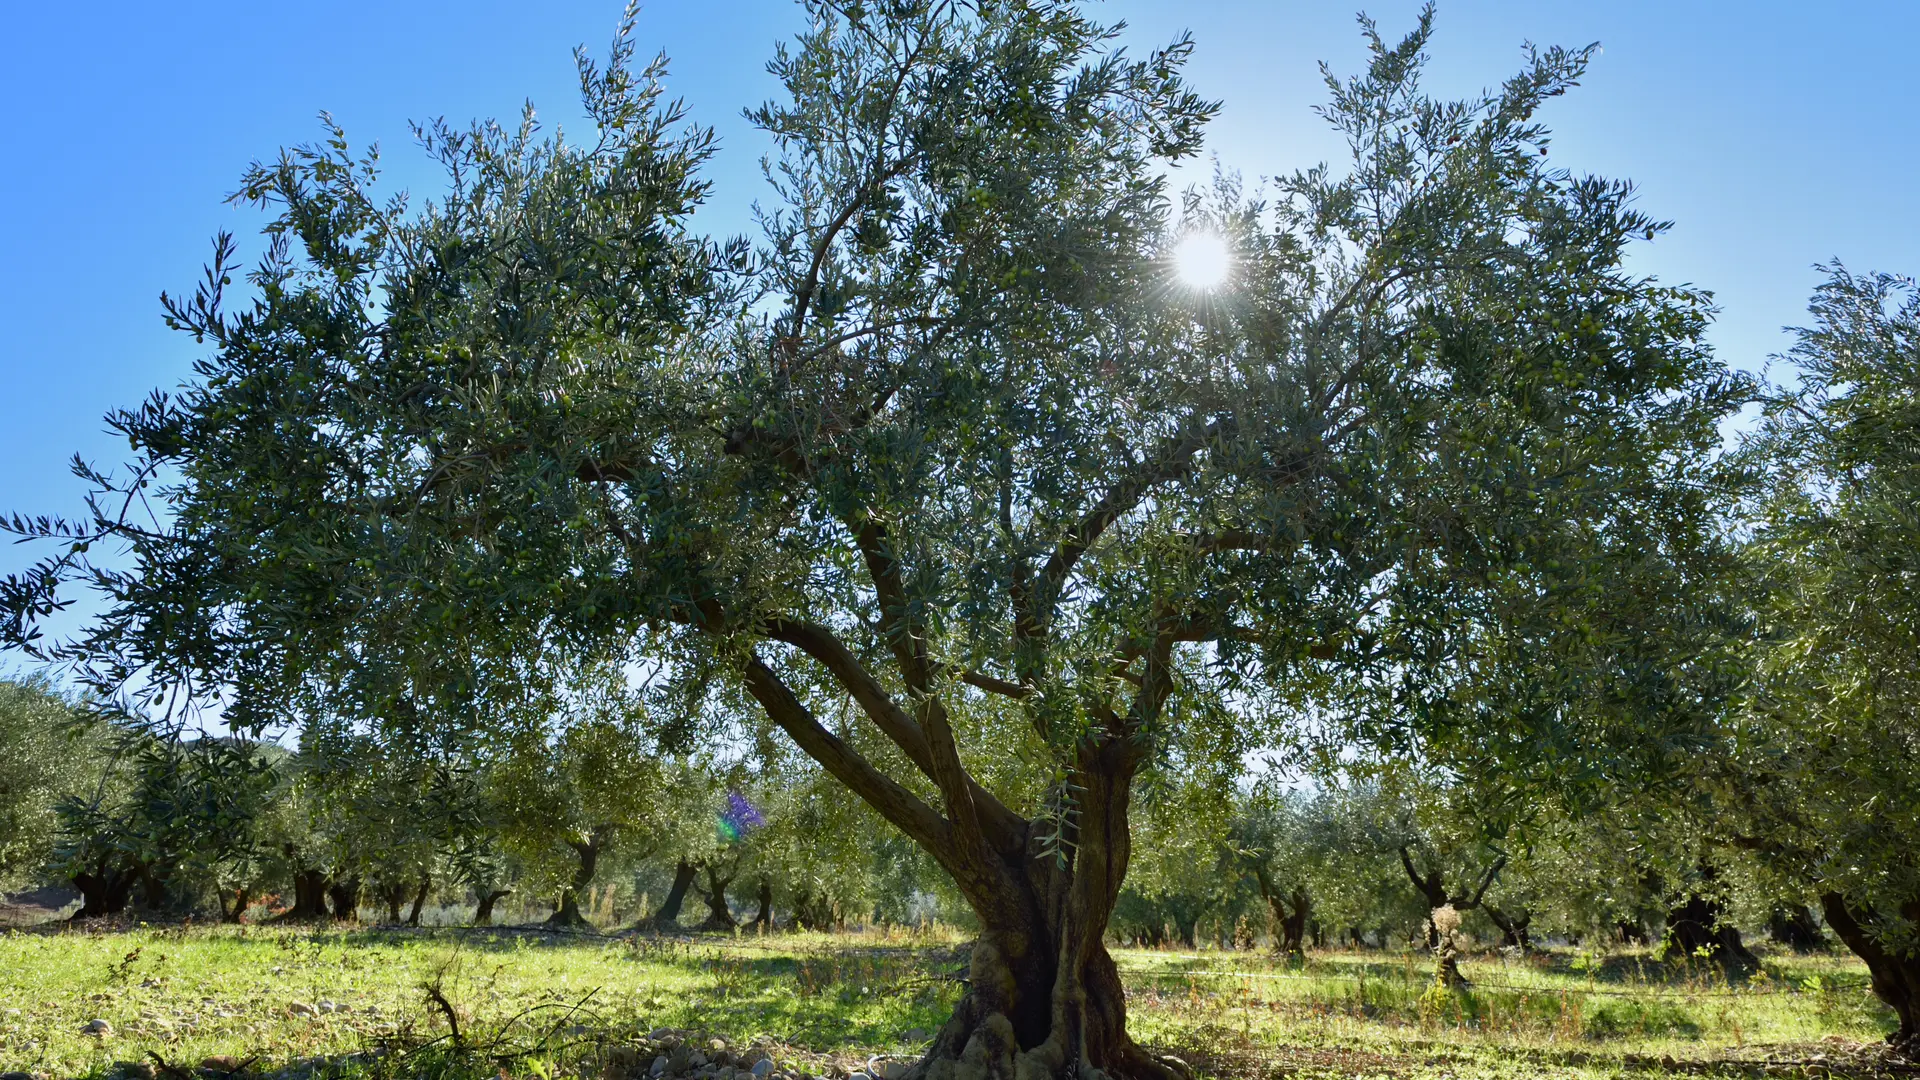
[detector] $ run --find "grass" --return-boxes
[0,923,1900,1080]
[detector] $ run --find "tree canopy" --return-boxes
[0,4,1755,1075]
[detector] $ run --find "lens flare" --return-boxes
[1173,231,1231,290]
[716,791,766,842]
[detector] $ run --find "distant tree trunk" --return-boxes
[327,876,362,921]
[281,869,331,920]
[407,878,431,927]
[651,859,698,930]
[219,885,253,924]
[1822,892,1920,1052]
[1399,847,1507,950]
[70,860,140,919]
[753,877,774,931]
[1251,864,1309,959]
[1349,926,1366,949]
[548,833,603,929]
[1665,893,1757,967]
[378,881,408,923]
[697,861,739,931]
[1768,903,1824,951]
[472,887,512,926]
[1616,920,1649,945]
[1486,905,1532,950]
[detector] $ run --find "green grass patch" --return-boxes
[0,925,1900,1079]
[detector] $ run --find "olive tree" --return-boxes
[0,676,91,889]
[1734,266,1920,1048]
[2,4,1746,1074]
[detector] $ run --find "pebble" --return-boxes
[288,1002,317,1017]
[648,1027,676,1041]
[84,1018,113,1036]
[689,1052,709,1068]
[650,1056,670,1078]
[750,1060,775,1079]
[200,1056,245,1073]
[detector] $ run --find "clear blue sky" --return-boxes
[2,1,1916,617]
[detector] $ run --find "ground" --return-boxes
[0,923,1902,1080]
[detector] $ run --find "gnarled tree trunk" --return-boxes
[473,887,512,926]
[1666,894,1757,968]
[888,739,1182,1080]
[71,859,141,919]
[279,868,331,920]
[549,832,604,929]
[1253,871,1309,959]
[696,860,739,931]
[1822,892,1920,1053]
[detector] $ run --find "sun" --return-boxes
[1173,231,1231,291]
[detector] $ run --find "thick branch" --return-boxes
[740,654,954,859]
[754,623,1027,853]
[1462,855,1509,911]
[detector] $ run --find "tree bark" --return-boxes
[889,738,1185,1080]
[651,859,698,930]
[407,878,431,927]
[1822,892,1920,1052]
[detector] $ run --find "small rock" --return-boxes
[316,1000,338,1014]
[288,1001,317,1017]
[200,1056,245,1074]
[690,1052,709,1068]
[903,1028,929,1043]
[751,1060,775,1079]
[709,1038,729,1053]
[650,1056,670,1078]
[648,1027,676,1042]
[84,1018,113,1036]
